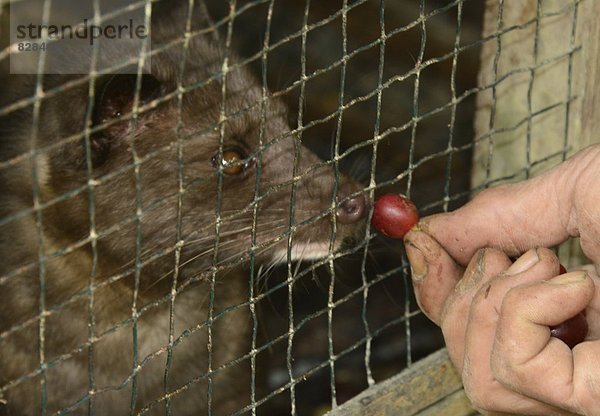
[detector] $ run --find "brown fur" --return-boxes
[0,2,365,414]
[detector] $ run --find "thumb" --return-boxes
[421,146,600,265]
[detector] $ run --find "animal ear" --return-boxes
[91,74,162,163]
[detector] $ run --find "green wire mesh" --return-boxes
[0,0,582,414]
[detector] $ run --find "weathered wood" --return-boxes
[578,0,600,148]
[326,349,471,416]
[472,0,595,267]
[471,0,584,188]
[416,389,478,416]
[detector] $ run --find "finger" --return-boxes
[572,146,600,264]
[419,147,600,265]
[420,171,570,264]
[440,248,512,372]
[492,272,596,414]
[404,228,463,324]
[462,248,568,414]
[582,268,600,338]
[569,264,600,338]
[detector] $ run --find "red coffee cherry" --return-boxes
[550,312,588,349]
[371,194,419,239]
[559,264,567,275]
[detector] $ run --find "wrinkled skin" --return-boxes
[0,4,366,414]
[404,145,600,415]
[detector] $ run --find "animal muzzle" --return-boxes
[336,186,368,225]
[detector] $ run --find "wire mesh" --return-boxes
[0,0,583,415]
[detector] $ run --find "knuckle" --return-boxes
[463,384,495,412]
[462,362,498,412]
[440,294,469,333]
[473,282,493,306]
[468,284,499,323]
[471,184,509,205]
[490,351,512,385]
[500,286,524,313]
[491,347,531,390]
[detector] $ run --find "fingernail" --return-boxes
[417,218,432,234]
[505,248,539,275]
[405,242,427,281]
[548,271,587,285]
[455,248,486,293]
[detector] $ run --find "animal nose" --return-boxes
[336,190,367,224]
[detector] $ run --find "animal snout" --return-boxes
[336,188,368,224]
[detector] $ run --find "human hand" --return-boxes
[404,145,600,414]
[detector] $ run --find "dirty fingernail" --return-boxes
[405,242,427,281]
[505,248,539,275]
[455,248,487,293]
[548,271,587,285]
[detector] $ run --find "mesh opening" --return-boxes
[0,0,582,414]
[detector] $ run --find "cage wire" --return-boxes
[0,0,584,414]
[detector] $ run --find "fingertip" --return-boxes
[546,272,596,306]
[536,247,560,271]
[503,247,559,277]
[548,270,589,285]
[453,248,511,296]
[404,229,462,324]
[502,271,594,328]
[404,240,427,281]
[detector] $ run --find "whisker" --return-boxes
[147,237,250,291]
[182,218,288,246]
[346,152,372,183]
[311,267,328,294]
[114,217,289,277]
[146,225,290,293]
[292,235,310,280]
[256,259,278,295]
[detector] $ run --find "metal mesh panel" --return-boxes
[0,0,582,415]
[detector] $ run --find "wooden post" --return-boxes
[578,0,600,148]
[326,349,475,416]
[472,0,597,266]
[472,0,584,187]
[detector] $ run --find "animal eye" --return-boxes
[212,148,247,176]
